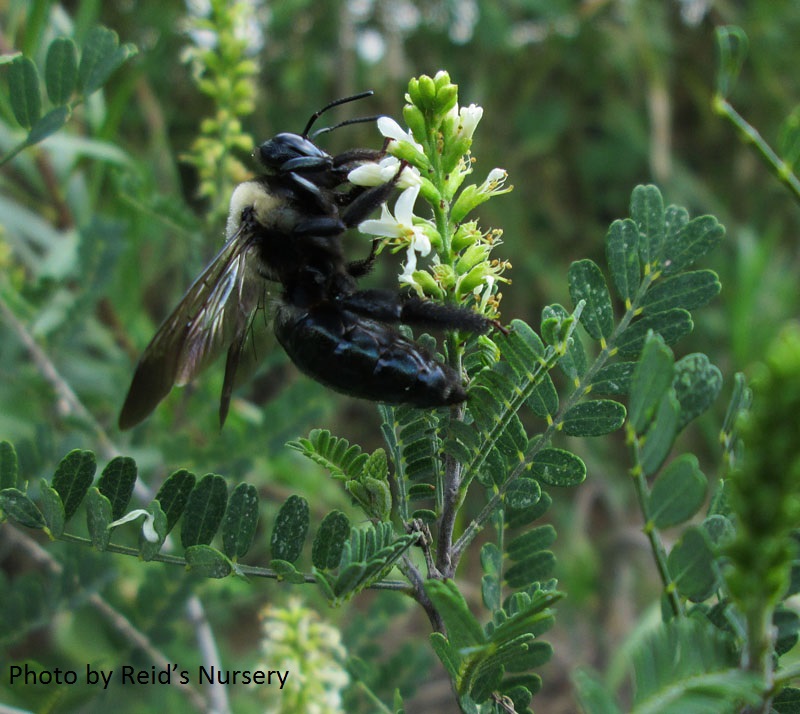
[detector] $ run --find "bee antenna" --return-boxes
[302,90,375,138]
[311,114,383,140]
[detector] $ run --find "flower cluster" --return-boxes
[181,0,259,223]
[252,598,350,714]
[353,71,512,318]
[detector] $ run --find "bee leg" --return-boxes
[340,173,401,227]
[283,172,337,214]
[338,289,493,335]
[293,215,347,237]
[346,240,380,278]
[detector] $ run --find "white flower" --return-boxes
[359,185,429,249]
[109,509,159,543]
[358,185,431,288]
[347,156,421,189]
[473,274,496,312]
[478,167,511,195]
[377,116,424,152]
[458,103,483,140]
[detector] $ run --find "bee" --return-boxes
[118,92,494,430]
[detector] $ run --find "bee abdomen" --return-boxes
[274,304,466,407]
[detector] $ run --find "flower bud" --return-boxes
[435,84,458,116]
[418,176,442,205]
[456,243,491,274]
[407,77,422,106]
[457,264,490,296]
[412,270,444,299]
[452,222,482,251]
[403,104,428,145]
[418,75,437,109]
[433,69,452,89]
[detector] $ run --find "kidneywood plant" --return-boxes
[4,62,800,714]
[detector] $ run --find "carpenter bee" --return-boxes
[118,92,494,430]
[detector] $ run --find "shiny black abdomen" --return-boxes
[274,303,466,406]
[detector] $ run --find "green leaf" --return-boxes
[779,109,800,170]
[411,508,437,524]
[606,218,640,304]
[180,474,227,548]
[221,483,259,560]
[721,372,752,445]
[504,478,541,509]
[507,491,552,529]
[333,562,368,596]
[715,26,749,98]
[702,514,735,550]
[45,37,78,105]
[668,526,718,602]
[26,106,70,145]
[408,483,436,500]
[531,448,586,487]
[664,205,690,246]
[526,373,559,418]
[270,495,309,564]
[649,455,707,528]
[139,501,168,561]
[773,686,800,713]
[640,391,681,476]
[673,354,722,430]
[312,510,350,570]
[573,668,624,714]
[287,429,367,480]
[662,215,725,276]
[39,483,65,539]
[774,607,800,656]
[155,468,196,533]
[52,449,96,522]
[424,579,485,650]
[507,525,557,561]
[78,26,137,96]
[85,487,112,551]
[561,400,625,437]
[481,542,502,576]
[631,185,665,268]
[0,441,19,490]
[430,632,461,680]
[641,270,721,315]
[272,559,307,584]
[97,456,137,520]
[630,617,761,712]
[629,333,674,433]
[505,551,556,588]
[616,309,693,357]
[363,448,389,481]
[505,639,554,671]
[590,362,636,396]
[185,545,233,579]
[8,56,41,129]
[0,488,45,528]
[350,476,392,521]
[481,574,501,614]
[543,304,586,379]
[569,259,614,341]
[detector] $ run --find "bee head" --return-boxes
[257,91,379,174]
[257,132,328,172]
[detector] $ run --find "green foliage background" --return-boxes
[2,1,800,713]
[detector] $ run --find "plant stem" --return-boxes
[626,424,683,618]
[713,94,800,204]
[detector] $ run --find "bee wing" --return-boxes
[119,226,263,430]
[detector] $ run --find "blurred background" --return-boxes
[1,0,800,712]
